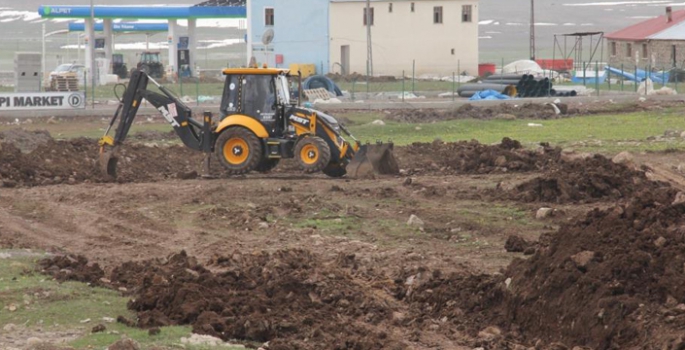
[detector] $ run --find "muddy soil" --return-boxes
[1,132,564,187]
[0,133,204,187]
[510,154,664,203]
[500,187,685,349]
[38,254,104,285]
[394,138,560,175]
[9,121,685,349]
[383,100,685,123]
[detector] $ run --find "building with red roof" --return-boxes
[607,7,685,69]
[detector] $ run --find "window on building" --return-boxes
[264,8,274,26]
[462,5,472,22]
[451,48,455,55]
[626,43,632,58]
[611,42,617,56]
[389,3,393,13]
[411,2,415,12]
[642,43,648,59]
[434,6,443,24]
[363,7,374,26]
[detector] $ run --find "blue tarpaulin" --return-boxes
[469,89,512,101]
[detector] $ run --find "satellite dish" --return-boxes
[262,29,275,45]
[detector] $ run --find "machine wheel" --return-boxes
[215,127,263,175]
[295,136,331,173]
[255,158,280,173]
[323,162,347,178]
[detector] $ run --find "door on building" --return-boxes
[341,45,350,75]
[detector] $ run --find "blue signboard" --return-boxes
[39,5,245,19]
[68,22,169,32]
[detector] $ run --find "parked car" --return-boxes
[48,63,86,87]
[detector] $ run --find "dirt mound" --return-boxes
[511,154,662,203]
[0,136,204,187]
[38,254,105,285]
[504,235,536,254]
[391,267,506,346]
[110,250,406,350]
[500,187,685,349]
[394,138,560,175]
[386,103,567,123]
[0,129,53,153]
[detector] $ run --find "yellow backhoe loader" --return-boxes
[99,68,398,178]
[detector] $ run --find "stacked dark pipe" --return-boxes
[458,74,577,98]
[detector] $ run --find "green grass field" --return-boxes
[345,108,685,154]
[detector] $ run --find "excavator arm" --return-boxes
[99,69,213,178]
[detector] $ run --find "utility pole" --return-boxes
[89,0,96,89]
[366,0,373,76]
[530,0,535,60]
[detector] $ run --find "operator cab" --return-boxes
[220,68,294,137]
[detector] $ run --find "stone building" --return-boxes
[607,7,685,70]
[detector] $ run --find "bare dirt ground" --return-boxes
[4,113,685,349]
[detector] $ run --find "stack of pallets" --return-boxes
[49,74,79,92]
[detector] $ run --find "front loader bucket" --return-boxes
[99,146,119,179]
[347,143,399,178]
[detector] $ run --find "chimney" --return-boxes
[667,6,673,22]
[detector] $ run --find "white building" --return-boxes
[329,0,479,76]
[248,0,479,77]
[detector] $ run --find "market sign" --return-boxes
[0,92,85,111]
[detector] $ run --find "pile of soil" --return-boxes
[402,187,685,349]
[386,103,568,123]
[45,250,406,350]
[0,129,53,153]
[511,154,663,203]
[0,131,204,187]
[504,235,536,254]
[38,254,105,285]
[500,187,685,348]
[394,138,560,175]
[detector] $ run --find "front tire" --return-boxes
[214,127,263,175]
[295,136,331,173]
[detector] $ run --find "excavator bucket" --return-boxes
[99,145,119,179]
[347,142,399,178]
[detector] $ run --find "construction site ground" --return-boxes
[3,97,685,350]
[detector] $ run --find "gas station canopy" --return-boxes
[37,0,246,80]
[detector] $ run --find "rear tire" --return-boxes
[323,162,347,178]
[215,127,263,175]
[295,136,331,173]
[255,158,280,173]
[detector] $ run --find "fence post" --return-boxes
[634,65,638,92]
[91,71,95,109]
[196,78,199,107]
[180,78,184,97]
[620,64,624,91]
[352,78,356,101]
[412,59,415,94]
[401,70,405,102]
[452,72,455,101]
[595,62,599,96]
[84,70,88,108]
[607,68,611,91]
[582,62,587,87]
[457,59,461,94]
